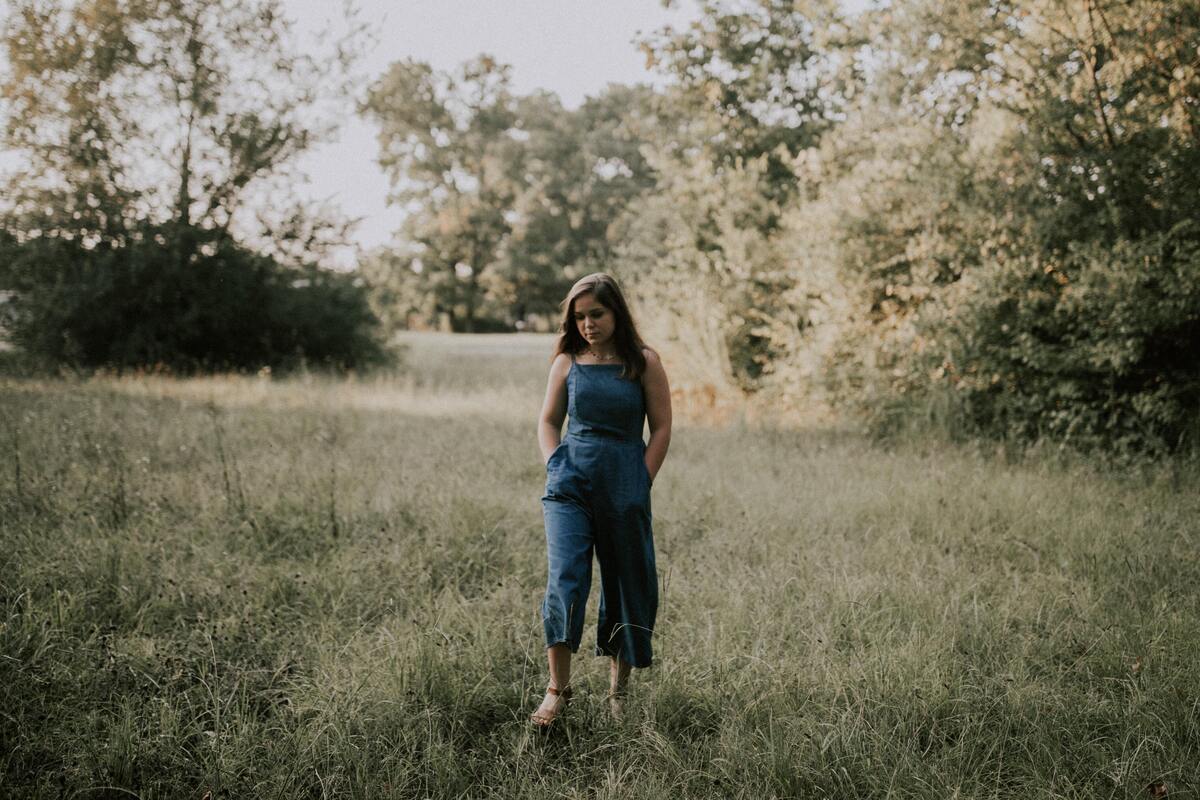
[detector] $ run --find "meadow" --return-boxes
[1,333,1198,799]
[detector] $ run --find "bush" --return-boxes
[0,224,388,373]
[935,222,1200,454]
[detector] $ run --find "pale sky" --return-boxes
[286,0,699,261]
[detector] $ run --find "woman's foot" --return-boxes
[530,684,572,728]
[608,657,631,720]
[606,689,626,721]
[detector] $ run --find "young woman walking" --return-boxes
[530,273,672,728]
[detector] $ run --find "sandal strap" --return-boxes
[546,684,572,697]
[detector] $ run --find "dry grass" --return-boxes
[1,333,1198,798]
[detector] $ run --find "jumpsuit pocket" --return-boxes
[545,442,566,471]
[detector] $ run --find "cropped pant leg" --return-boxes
[540,496,593,652]
[594,467,657,668]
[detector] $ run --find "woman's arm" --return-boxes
[538,353,572,463]
[642,349,672,484]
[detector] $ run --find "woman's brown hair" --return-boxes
[553,273,649,381]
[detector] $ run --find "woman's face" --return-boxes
[573,292,616,349]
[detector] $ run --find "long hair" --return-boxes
[552,273,649,381]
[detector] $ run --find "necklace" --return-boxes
[584,348,619,361]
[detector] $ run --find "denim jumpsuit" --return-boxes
[541,356,657,668]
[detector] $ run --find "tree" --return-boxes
[887,0,1200,450]
[362,56,519,332]
[494,84,660,321]
[0,0,386,372]
[607,0,859,393]
[1,0,363,255]
[641,0,861,209]
[362,62,661,332]
[743,0,1200,450]
[625,0,1200,451]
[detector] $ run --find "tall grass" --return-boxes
[1,334,1198,798]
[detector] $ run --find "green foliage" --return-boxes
[1,0,361,242]
[612,149,800,393]
[361,56,521,332]
[641,0,861,206]
[856,0,1200,453]
[0,0,375,373]
[609,2,862,395]
[936,223,1200,452]
[362,71,661,333]
[497,86,661,318]
[617,0,1200,453]
[0,225,387,373]
[350,0,1195,450]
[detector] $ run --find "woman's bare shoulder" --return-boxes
[640,347,667,384]
[549,351,573,377]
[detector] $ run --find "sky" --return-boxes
[285,0,699,260]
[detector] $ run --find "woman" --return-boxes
[531,272,672,727]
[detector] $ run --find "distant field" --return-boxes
[1,334,1198,798]
[392,331,556,393]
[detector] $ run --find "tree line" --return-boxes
[357,58,660,332]
[2,0,1197,453]
[621,0,1200,454]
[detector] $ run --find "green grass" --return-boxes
[1,333,1198,798]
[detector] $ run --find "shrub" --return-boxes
[0,224,388,373]
[935,222,1200,454]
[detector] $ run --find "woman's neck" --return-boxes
[582,345,618,359]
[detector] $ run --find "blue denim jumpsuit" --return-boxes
[541,356,657,668]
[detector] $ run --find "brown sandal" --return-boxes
[530,684,573,728]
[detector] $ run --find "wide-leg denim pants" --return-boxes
[541,431,657,668]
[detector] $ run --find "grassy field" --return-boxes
[2,333,1198,799]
